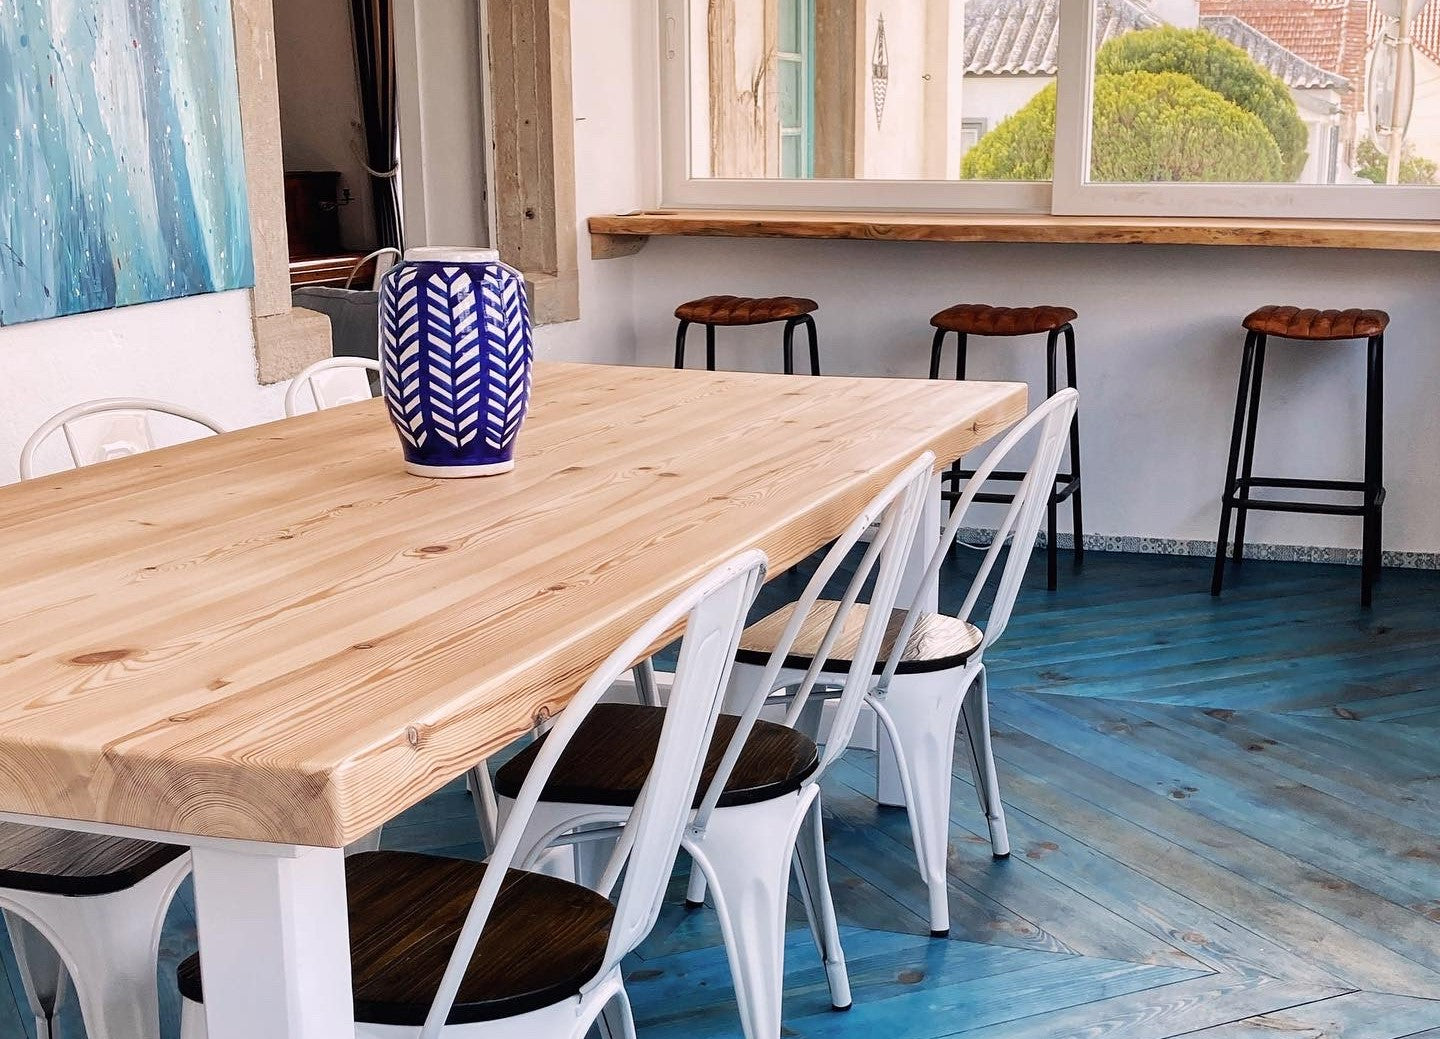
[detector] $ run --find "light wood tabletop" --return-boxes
[0,362,1025,847]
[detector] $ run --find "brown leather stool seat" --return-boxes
[674,295,822,374]
[1213,305,1390,606]
[930,304,1078,338]
[675,295,817,326]
[1242,306,1389,341]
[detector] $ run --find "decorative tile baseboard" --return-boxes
[957,528,1440,571]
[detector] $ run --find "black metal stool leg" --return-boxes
[929,328,948,380]
[674,320,691,369]
[781,319,797,375]
[1233,334,1268,565]
[1213,331,1260,595]
[705,324,717,371]
[804,315,821,375]
[1362,333,1385,607]
[1045,329,1061,590]
[1063,323,1084,570]
[943,333,969,506]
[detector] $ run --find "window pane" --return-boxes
[686,0,1056,182]
[1082,0,1440,187]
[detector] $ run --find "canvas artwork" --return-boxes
[0,0,255,327]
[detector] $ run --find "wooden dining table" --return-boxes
[0,361,1025,1038]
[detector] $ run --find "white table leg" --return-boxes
[190,844,354,1039]
[878,474,943,807]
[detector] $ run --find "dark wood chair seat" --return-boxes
[178,851,615,1026]
[735,601,983,676]
[1242,305,1390,341]
[0,822,186,897]
[930,304,1078,337]
[674,295,818,326]
[493,703,818,810]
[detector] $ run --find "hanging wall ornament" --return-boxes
[871,14,890,129]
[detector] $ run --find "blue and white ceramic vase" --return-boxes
[378,247,534,478]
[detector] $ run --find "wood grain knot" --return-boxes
[69,649,136,665]
[417,545,452,555]
[405,726,420,747]
[897,969,925,985]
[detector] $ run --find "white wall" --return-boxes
[618,236,1440,554]
[394,0,491,248]
[273,0,375,249]
[558,1,1440,557]
[0,292,285,483]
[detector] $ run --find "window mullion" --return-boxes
[1052,0,1098,217]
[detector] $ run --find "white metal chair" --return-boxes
[345,247,403,291]
[284,357,383,416]
[734,388,1080,937]
[493,454,934,1039]
[177,548,768,1039]
[0,826,192,1039]
[11,399,222,1034]
[19,398,225,479]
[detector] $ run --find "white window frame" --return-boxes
[1053,0,1440,220]
[658,0,1049,212]
[659,0,1440,221]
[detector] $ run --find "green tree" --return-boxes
[1097,26,1308,180]
[1353,138,1439,185]
[962,72,1284,183]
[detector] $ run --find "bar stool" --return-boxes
[674,295,820,374]
[1212,305,1388,606]
[929,303,1084,590]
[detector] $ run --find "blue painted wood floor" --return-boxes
[3,551,1437,1038]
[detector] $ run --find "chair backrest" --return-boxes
[880,388,1080,687]
[345,247,403,290]
[418,549,767,1039]
[691,453,933,830]
[19,399,226,480]
[284,357,382,416]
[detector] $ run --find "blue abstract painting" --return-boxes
[0,0,255,326]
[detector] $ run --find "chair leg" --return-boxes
[706,324,718,371]
[632,657,662,707]
[959,667,1009,857]
[468,761,500,853]
[5,911,68,1039]
[790,795,851,1010]
[598,986,640,1039]
[1362,333,1385,607]
[674,320,691,370]
[1233,334,1268,566]
[1213,331,1260,596]
[684,857,709,909]
[1063,324,1085,569]
[868,673,969,937]
[782,319,797,376]
[685,793,814,1039]
[804,315,821,375]
[11,853,191,1039]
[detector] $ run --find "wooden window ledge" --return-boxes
[588,209,1440,258]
